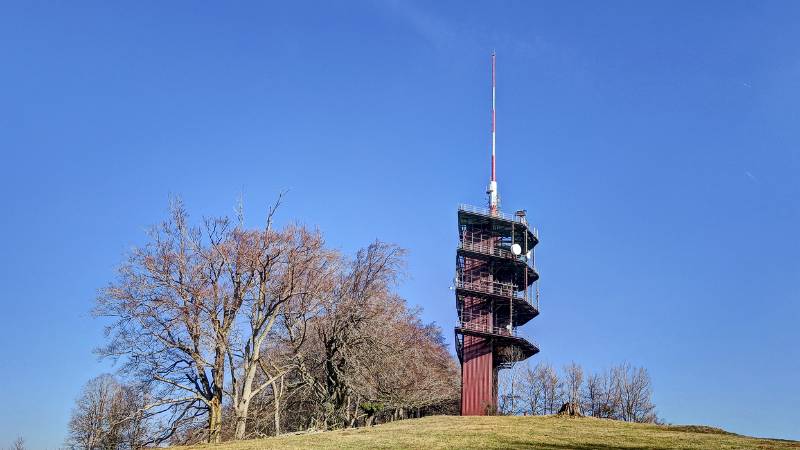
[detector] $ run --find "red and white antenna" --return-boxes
[487,51,499,213]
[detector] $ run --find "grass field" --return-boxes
[177,415,800,450]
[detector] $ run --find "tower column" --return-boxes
[455,53,541,416]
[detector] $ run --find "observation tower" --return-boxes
[455,53,541,415]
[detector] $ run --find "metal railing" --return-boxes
[459,310,517,337]
[459,204,520,222]
[458,204,539,238]
[458,235,515,260]
[455,276,524,300]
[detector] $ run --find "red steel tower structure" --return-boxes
[455,53,540,415]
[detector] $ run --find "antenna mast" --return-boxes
[487,51,499,213]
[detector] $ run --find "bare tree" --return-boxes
[227,215,338,439]
[538,362,562,414]
[275,241,459,431]
[353,304,459,423]
[95,200,242,444]
[598,367,622,419]
[582,372,603,418]
[66,375,149,450]
[6,437,25,450]
[614,363,657,423]
[522,363,544,415]
[498,363,526,415]
[516,362,563,415]
[292,241,406,429]
[562,362,584,411]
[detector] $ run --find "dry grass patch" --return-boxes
[175,415,800,450]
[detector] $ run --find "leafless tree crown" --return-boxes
[90,200,459,445]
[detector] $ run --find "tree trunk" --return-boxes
[233,366,257,440]
[273,377,282,436]
[208,397,223,444]
[234,399,249,440]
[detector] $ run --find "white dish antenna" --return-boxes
[511,244,522,256]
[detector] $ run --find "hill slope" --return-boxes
[178,415,799,450]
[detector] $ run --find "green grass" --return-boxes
[177,415,800,450]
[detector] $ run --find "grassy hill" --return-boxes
[177,415,799,450]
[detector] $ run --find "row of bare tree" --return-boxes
[498,361,658,423]
[68,200,458,448]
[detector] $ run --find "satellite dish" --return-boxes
[510,244,522,255]
[526,251,532,260]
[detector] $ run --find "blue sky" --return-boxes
[2,1,799,447]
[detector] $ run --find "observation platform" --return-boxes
[455,279,539,327]
[457,204,539,250]
[456,243,539,287]
[454,326,540,367]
